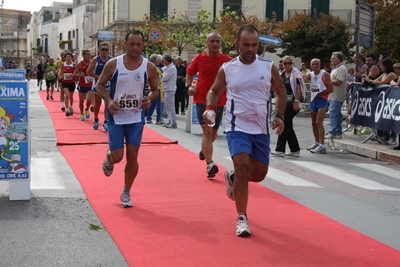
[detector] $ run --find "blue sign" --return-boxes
[98,30,115,41]
[0,81,29,179]
[0,70,26,81]
[259,34,282,46]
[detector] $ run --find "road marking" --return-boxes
[267,167,323,187]
[31,158,65,189]
[288,160,400,191]
[224,157,322,187]
[349,163,400,181]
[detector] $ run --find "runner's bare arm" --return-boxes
[206,67,227,107]
[73,63,83,77]
[87,57,99,79]
[270,64,286,134]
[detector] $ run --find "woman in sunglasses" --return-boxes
[271,56,307,157]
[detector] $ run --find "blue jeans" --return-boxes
[328,100,343,136]
[146,90,161,122]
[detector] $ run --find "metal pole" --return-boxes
[355,0,360,73]
[262,22,272,57]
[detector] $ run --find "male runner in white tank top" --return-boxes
[96,30,159,208]
[204,24,287,237]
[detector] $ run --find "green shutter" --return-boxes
[311,0,329,16]
[223,0,242,17]
[266,0,284,21]
[150,0,168,19]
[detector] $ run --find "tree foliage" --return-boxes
[278,12,352,65]
[215,9,282,55]
[364,0,400,62]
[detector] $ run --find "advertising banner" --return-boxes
[351,84,400,134]
[0,80,29,180]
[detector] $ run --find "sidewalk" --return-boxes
[297,110,400,166]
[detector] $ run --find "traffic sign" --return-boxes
[259,34,282,46]
[149,29,162,42]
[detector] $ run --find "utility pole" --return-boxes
[0,0,3,57]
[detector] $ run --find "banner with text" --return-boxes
[351,84,400,134]
[0,81,29,179]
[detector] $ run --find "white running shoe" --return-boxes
[311,145,326,154]
[236,213,251,237]
[307,142,319,151]
[69,106,74,115]
[120,192,133,208]
[224,170,235,200]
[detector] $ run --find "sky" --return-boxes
[1,0,72,13]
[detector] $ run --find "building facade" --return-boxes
[0,9,31,68]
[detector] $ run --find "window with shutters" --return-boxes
[266,0,284,21]
[311,0,329,17]
[223,0,242,17]
[150,0,168,20]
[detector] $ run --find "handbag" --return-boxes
[286,94,294,103]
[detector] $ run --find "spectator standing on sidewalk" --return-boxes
[146,54,163,124]
[271,56,306,157]
[96,30,159,208]
[185,32,231,178]
[303,58,334,154]
[204,24,286,237]
[390,62,400,150]
[175,56,186,115]
[327,52,347,139]
[162,54,177,128]
[0,56,5,70]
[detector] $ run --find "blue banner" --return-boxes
[0,69,26,81]
[0,81,29,179]
[351,84,400,134]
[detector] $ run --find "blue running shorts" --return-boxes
[108,122,144,150]
[310,97,328,113]
[226,131,270,165]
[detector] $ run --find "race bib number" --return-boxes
[117,92,140,110]
[84,76,94,83]
[64,73,73,80]
[310,84,320,93]
[47,71,54,76]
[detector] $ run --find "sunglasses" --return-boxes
[101,48,109,51]
[283,62,293,66]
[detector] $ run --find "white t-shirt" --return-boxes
[223,55,273,135]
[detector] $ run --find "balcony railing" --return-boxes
[288,9,352,25]
[43,12,60,23]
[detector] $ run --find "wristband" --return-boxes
[205,105,215,110]
[294,100,299,102]
[274,115,284,121]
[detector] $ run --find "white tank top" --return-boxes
[223,55,273,135]
[110,55,148,125]
[310,70,327,102]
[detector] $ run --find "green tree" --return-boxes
[364,0,400,62]
[278,12,352,65]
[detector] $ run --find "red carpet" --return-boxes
[42,90,400,266]
[39,90,176,145]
